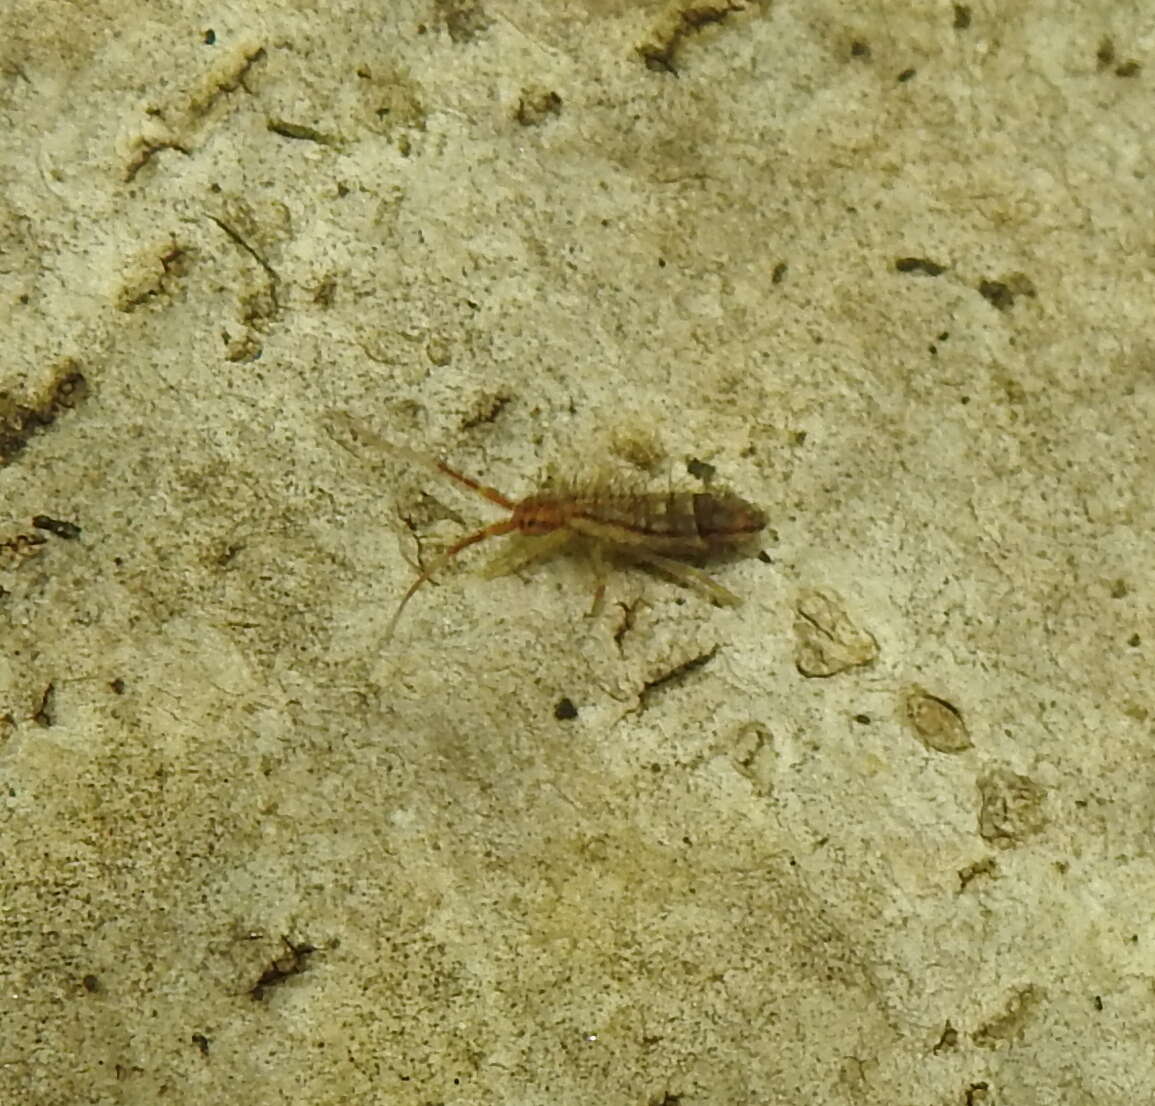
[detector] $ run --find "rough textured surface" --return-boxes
[2,2,1154,1103]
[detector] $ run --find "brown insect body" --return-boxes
[515,490,765,553]
[384,454,766,640]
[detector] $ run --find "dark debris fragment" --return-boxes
[895,256,946,276]
[32,515,82,540]
[554,696,579,720]
[249,937,318,1000]
[637,3,746,74]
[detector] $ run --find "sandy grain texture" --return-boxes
[2,2,1154,1103]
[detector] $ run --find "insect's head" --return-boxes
[511,496,563,535]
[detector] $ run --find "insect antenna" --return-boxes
[323,413,518,510]
[385,516,519,641]
[431,460,517,510]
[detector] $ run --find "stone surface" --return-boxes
[2,3,1154,1104]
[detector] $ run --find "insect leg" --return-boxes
[626,549,742,607]
[587,540,609,617]
[478,527,575,579]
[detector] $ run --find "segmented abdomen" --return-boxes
[534,491,765,551]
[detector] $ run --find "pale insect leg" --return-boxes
[478,527,575,579]
[625,549,742,607]
[586,540,610,617]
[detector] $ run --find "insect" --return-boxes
[385,461,766,641]
[325,414,767,639]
